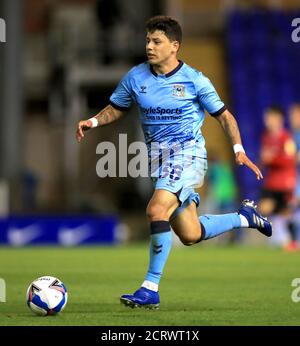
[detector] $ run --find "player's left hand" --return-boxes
[235,152,263,180]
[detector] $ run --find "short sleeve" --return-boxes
[110,71,133,111]
[196,74,226,116]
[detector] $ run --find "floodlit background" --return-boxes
[0,0,300,245]
[1,0,300,328]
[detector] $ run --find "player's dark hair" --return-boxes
[290,103,300,112]
[265,105,284,116]
[146,15,182,44]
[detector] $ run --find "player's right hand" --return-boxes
[235,152,263,180]
[76,120,93,143]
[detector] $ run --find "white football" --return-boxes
[26,276,68,316]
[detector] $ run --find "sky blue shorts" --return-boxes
[151,155,207,219]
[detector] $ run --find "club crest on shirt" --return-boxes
[172,84,185,97]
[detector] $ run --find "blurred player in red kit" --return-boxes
[259,106,297,249]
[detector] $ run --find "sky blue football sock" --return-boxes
[199,213,241,240]
[144,221,172,287]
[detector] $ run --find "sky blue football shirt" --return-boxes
[110,60,226,158]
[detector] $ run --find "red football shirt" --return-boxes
[260,129,297,192]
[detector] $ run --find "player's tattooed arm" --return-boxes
[76,104,125,142]
[216,109,263,180]
[215,109,242,146]
[94,105,125,126]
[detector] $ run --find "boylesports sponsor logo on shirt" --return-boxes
[141,106,182,119]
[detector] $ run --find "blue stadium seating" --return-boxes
[227,9,300,199]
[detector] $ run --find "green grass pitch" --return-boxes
[0,244,299,326]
